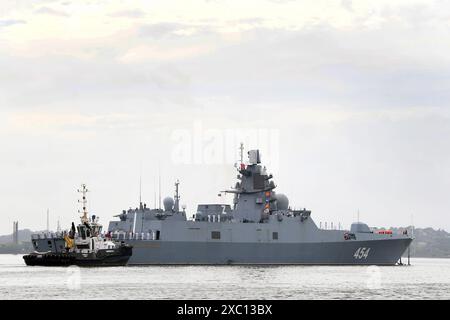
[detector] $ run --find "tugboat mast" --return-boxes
[77,184,89,223]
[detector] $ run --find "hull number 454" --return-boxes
[354,247,371,259]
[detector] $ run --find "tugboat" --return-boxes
[24,184,132,267]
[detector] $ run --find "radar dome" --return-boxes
[275,194,289,211]
[163,197,175,212]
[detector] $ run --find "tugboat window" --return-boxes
[78,226,86,239]
[211,231,221,239]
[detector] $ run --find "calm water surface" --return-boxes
[0,254,449,299]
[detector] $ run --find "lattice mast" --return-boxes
[77,184,89,223]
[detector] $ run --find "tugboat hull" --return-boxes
[23,246,132,267]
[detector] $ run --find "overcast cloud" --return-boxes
[0,0,449,234]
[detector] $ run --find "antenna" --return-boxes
[154,189,156,210]
[46,208,49,232]
[57,217,61,233]
[239,142,244,164]
[139,162,143,210]
[357,209,360,223]
[158,169,161,210]
[139,165,142,205]
[174,179,180,212]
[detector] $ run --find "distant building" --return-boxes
[12,221,19,245]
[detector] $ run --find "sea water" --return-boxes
[0,254,449,299]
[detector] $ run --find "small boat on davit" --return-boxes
[24,184,132,267]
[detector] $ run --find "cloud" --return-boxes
[341,0,353,12]
[35,6,70,17]
[7,111,139,132]
[1,1,450,234]
[0,19,26,27]
[108,9,146,19]
[2,10,450,112]
[138,23,193,38]
[229,18,266,26]
[119,43,216,63]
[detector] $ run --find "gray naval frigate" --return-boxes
[104,146,413,265]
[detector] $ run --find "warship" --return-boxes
[105,145,413,265]
[26,184,132,267]
[31,146,413,265]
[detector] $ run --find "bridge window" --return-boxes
[77,226,87,239]
[253,173,265,189]
[211,231,221,240]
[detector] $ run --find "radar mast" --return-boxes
[77,184,89,223]
[174,180,180,212]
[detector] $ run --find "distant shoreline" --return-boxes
[0,253,449,260]
[2,227,450,258]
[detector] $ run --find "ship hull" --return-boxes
[23,247,132,267]
[124,238,412,266]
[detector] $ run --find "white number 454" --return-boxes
[354,247,370,259]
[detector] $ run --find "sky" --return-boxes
[1,0,449,235]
